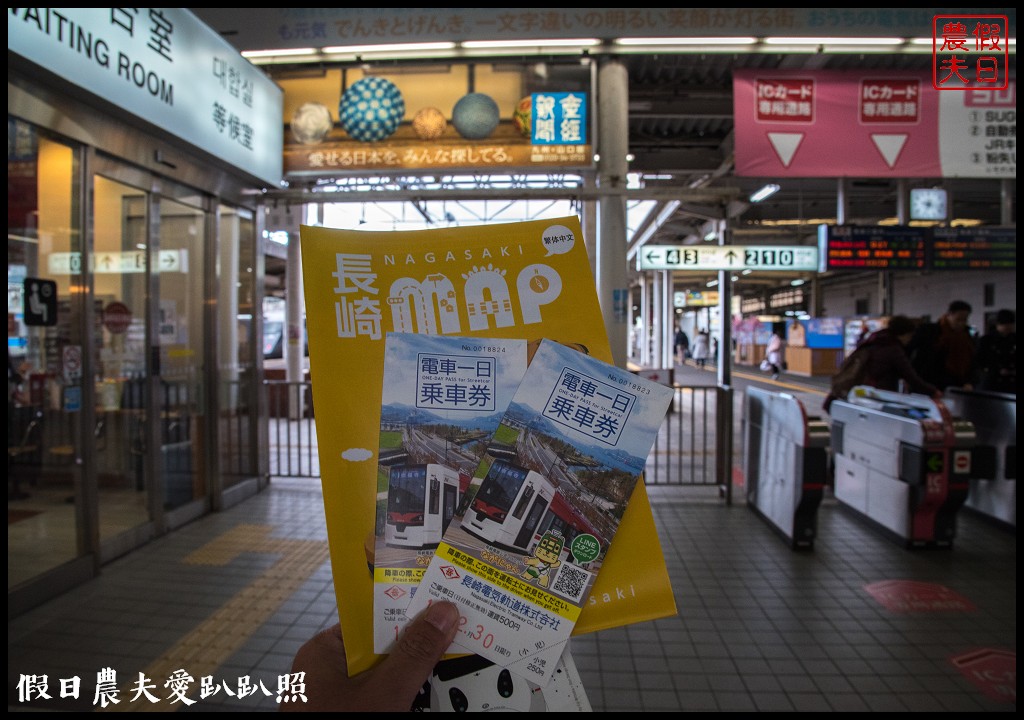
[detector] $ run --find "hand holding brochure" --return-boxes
[406,339,674,684]
[300,216,678,678]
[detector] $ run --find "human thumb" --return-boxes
[366,601,460,710]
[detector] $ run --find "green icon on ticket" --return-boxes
[570,534,600,563]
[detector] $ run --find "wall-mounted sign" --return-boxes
[9,8,283,185]
[638,245,818,272]
[102,301,132,335]
[22,278,57,327]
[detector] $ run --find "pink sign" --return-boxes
[755,78,814,122]
[864,580,976,612]
[733,69,1016,179]
[859,79,920,123]
[950,648,1016,704]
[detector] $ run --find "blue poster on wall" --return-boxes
[532,92,587,145]
[805,318,845,349]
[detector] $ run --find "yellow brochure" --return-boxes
[300,216,677,676]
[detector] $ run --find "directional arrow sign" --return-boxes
[637,245,818,272]
[47,250,187,274]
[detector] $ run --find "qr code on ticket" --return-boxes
[551,564,592,602]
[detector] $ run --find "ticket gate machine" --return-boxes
[829,386,977,548]
[744,388,831,549]
[943,388,1015,530]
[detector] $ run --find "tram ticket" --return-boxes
[407,339,675,685]
[372,332,527,653]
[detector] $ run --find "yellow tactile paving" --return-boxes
[104,523,330,712]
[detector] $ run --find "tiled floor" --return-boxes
[7,478,1016,712]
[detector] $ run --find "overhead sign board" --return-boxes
[734,69,1016,179]
[818,225,1015,272]
[638,245,818,272]
[931,227,1016,270]
[818,225,928,271]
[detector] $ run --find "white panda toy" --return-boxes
[428,655,543,712]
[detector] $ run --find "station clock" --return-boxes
[909,188,948,221]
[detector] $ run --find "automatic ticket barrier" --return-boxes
[744,387,830,549]
[829,386,977,548]
[943,388,1015,530]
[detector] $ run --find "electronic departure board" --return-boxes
[818,225,928,271]
[932,227,1016,270]
[818,225,1017,272]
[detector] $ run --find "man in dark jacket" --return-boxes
[824,315,941,412]
[673,326,690,365]
[976,308,1016,394]
[907,300,977,390]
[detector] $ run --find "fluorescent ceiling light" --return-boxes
[322,42,456,54]
[462,38,600,49]
[242,47,318,59]
[911,36,1017,51]
[749,184,781,203]
[822,44,902,53]
[790,279,805,287]
[764,36,904,45]
[615,36,756,46]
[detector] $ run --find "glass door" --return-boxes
[7,121,87,589]
[92,176,154,541]
[217,205,259,486]
[156,198,206,510]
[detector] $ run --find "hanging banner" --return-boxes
[733,69,1015,179]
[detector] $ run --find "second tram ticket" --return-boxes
[407,339,675,685]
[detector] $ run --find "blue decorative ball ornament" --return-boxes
[339,77,405,142]
[452,93,500,140]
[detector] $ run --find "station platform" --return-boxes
[8,470,1015,711]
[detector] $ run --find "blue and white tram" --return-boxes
[385,463,460,548]
[463,459,556,551]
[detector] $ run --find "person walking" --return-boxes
[824,315,941,413]
[765,330,785,380]
[907,299,978,390]
[691,329,710,368]
[673,325,690,365]
[976,309,1016,394]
